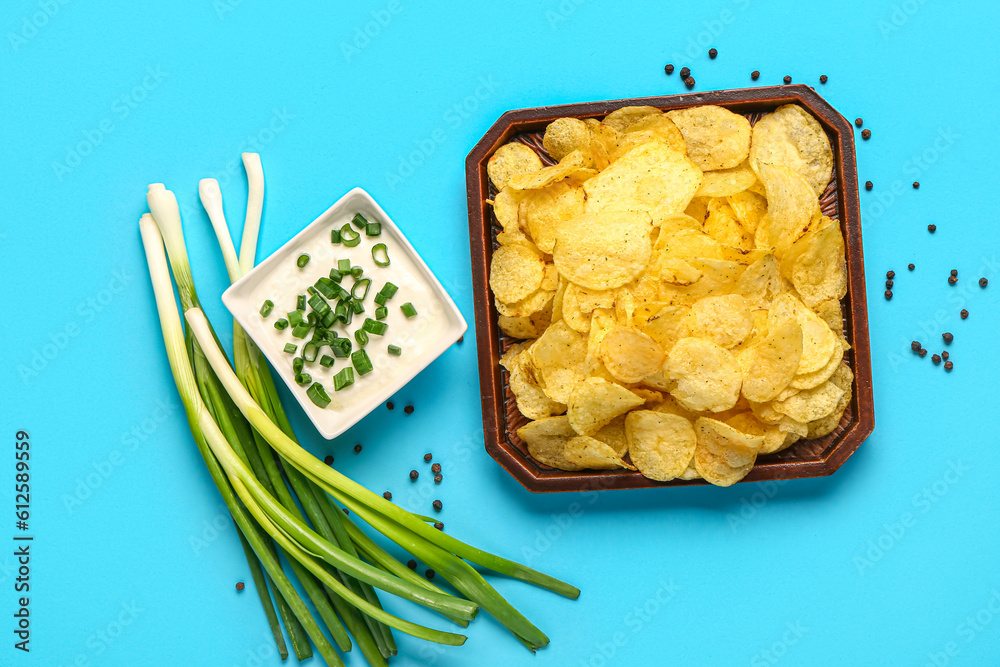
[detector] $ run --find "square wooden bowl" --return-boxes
[466,85,874,493]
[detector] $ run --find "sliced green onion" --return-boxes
[274,318,289,330]
[355,330,369,346]
[350,299,365,315]
[380,282,399,299]
[330,229,341,244]
[362,318,388,336]
[334,302,348,322]
[401,302,417,318]
[331,337,352,358]
[260,300,274,317]
[372,244,390,267]
[319,355,335,368]
[283,343,298,354]
[306,286,317,296]
[314,278,337,300]
[308,294,330,315]
[320,311,336,329]
[366,222,381,237]
[388,345,402,356]
[351,213,369,230]
[295,372,312,386]
[375,306,388,321]
[352,278,372,300]
[350,266,364,279]
[303,342,319,363]
[333,367,355,391]
[293,357,304,374]
[374,293,387,306]
[341,225,361,248]
[297,294,306,311]
[297,254,310,268]
[291,323,311,339]
[328,268,343,283]
[307,382,331,408]
[352,350,373,376]
[288,310,304,326]
[338,259,351,273]
[306,312,318,327]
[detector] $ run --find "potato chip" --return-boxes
[495,288,554,318]
[602,105,661,132]
[733,253,789,309]
[567,377,645,436]
[665,337,742,412]
[754,163,821,255]
[531,321,588,403]
[585,308,616,369]
[517,416,581,470]
[641,304,690,351]
[572,284,617,313]
[508,351,566,420]
[593,414,629,457]
[685,196,709,223]
[498,299,552,338]
[488,142,544,190]
[490,243,544,304]
[654,213,704,236]
[704,199,753,250]
[521,181,586,253]
[750,104,834,195]
[773,379,844,423]
[814,298,845,335]
[723,412,790,456]
[543,117,592,161]
[655,228,723,259]
[726,189,768,234]
[789,336,845,390]
[491,187,525,238]
[508,150,592,190]
[560,283,591,333]
[588,123,619,170]
[672,258,745,300]
[806,371,852,439]
[624,410,697,481]
[584,140,703,222]
[741,317,803,402]
[696,161,758,198]
[768,293,836,374]
[599,326,666,383]
[666,105,752,170]
[693,417,762,486]
[553,210,652,290]
[564,436,636,470]
[686,294,752,348]
[781,216,848,308]
[615,115,687,158]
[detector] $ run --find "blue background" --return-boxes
[1,1,998,665]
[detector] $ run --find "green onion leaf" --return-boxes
[341,225,361,248]
[372,244,390,267]
[333,367,355,391]
[306,312,317,327]
[388,345,402,356]
[362,318,388,336]
[330,229,341,244]
[380,282,399,299]
[352,278,372,300]
[283,343,298,354]
[319,355,335,368]
[328,268,343,283]
[297,254,310,268]
[350,266,364,279]
[366,222,381,237]
[352,213,369,230]
[293,357,304,374]
[374,293,387,306]
[331,337,352,358]
[401,302,417,318]
[303,342,319,363]
[297,294,306,311]
[338,259,351,273]
[350,299,365,315]
[355,329,369,346]
[288,310,304,326]
[351,350,373,376]
[260,300,274,317]
[306,382,331,407]
[274,318,289,330]
[291,323,312,339]
[295,372,312,386]
[375,306,388,321]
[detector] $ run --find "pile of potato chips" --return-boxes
[486,103,853,487]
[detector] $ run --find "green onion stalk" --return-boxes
[141,170,578,665]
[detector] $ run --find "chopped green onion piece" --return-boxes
[333,367,355,391]
[295,372,311,386]
[308,294,331,316]
[375,306,388,321]
[372,243,390,267]
[296,253,310,268]
[350,266,364,279]
[352,278,372,300]
[283,343,298,354]
[259,300,274,317]
[374,293,387,306]
[366,222,382,237]
[401,302,418,318]
[306,312,318,327]
[380,282,399,298]
[362,318,388,336]
[331,337,352,358]
[351,212,369,230]
[307,286,317,296]
[341,224,361,247]
[293,357,304,374]
[274,318,288,330]
[314,277,337,299]
[330,229,341,244]
[320,311,336,329]
[319,355,335,368]
[297,294,306,311]
[302,341,320,363]
[287,310,304,326]
[306,382,331,408]
[291,322,312,339]
[351,350,373,376]
[334,302,348,322]
[338,259,351,273]
[328,268,343,282]
[355,329,369,346]
[350,299,365,315]
[388,345,402,356]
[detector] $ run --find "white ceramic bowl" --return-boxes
[222,187,466,439]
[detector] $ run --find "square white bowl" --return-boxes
[222,187,467,439]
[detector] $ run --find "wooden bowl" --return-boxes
[465,85,874,493]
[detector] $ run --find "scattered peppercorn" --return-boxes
[783,75,792,84]
[434,474,443,484]
[918,348,927,357]
[664,64,674,75]
[980,277,988,287]
[948,276,958,285]
[911,341,922,352]
[434,522,444,530]
[751,70,760,80]
[708,48,718,59]
[865,181,873,190]
[942,351,949,360]
[912,182,920,189]
[884,290,893,300]
[680,67,690,78]
[236,581,245,592]
[324,455,334,465]
[432,500,443,511]
[942,332,954,343]
[932,354,941,364]
[386,401,394,410]
[855,118,863,127]
[423,453,433,462]
[457,335,464,344]
[928,224,936,233]
[886,270,895,279]
[684,77,695,88]
[820,75,828,83]
[354,444,362,453]
[908,263,915,270]
[407,559,417,570]
[404,405,414,415]
[425,569,436,580]
[861,129,871,140]
[342,508,349,515]
[383,491,392,500]
[950,269,958,277]
[944,361,954,371]
[961,309,969,319]
[885,280,894,289]
[431,463,442,474]
[409,470,419,480]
